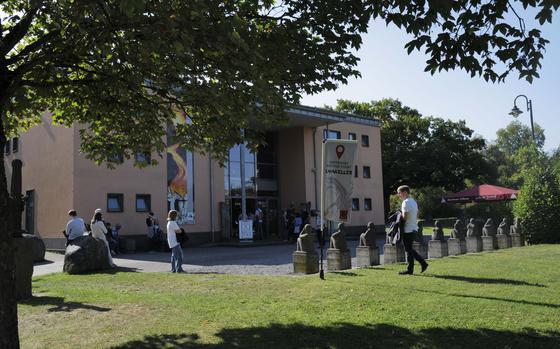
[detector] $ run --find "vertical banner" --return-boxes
[321,139,358,223]
[167,111,195,224]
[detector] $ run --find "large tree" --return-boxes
[1,1,558,347]
[333,99,489,211]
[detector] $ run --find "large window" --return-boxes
[136,194,151,212]
[348,132,357,140]
[364,198,372,211]
[4,139,10,155]
[107,193,124,212]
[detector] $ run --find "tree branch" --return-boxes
[0,1,44,56]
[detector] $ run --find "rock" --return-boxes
[63,236,111,274]
[22,233,46,262]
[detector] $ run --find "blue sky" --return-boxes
[302,17,560,151]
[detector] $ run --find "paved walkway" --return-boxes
[34,238,389,276]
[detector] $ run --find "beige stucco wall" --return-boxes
[4,114,75,239]
[277,127,307,211]
[310,123,385,227]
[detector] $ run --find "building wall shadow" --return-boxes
[110,323,560,349]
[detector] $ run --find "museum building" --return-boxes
[4,105,385,249]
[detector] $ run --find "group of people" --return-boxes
[64,208,188,273]
[64,208,120,268]
[283,202,317,241]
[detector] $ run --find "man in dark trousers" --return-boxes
[397,185,428,275]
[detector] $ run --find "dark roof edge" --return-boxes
[286,105,381,127]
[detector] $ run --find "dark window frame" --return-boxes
[323,129,341,140]
[135,152,151,164]
[363,166,371,179]
[5,139,10,155]
[352,198,360,211]
[107,193,124,212]
[135,194,151,212]
[364,198,372,211]
[12,137,18,153]
[354,165,358,178]
[361,135,370,147]
[348,132,357,140]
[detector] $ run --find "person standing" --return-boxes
[166,210,184,273]
[64,210,86,244]
[397,185,428,275]
[254,206,264,240]
[90,210,115,267]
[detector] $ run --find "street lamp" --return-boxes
[509,94,535,141]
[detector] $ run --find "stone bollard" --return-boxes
[293,251,319,274]
[510,233,522,247]
[356,246,380,267]
[327,248,352,271]
[496,234,511,249]
[428,240,448,258]
[383,244,405,264]
[466,236,483,253]
[412,241,428,259]
[14,237,34,300]
[482,236,497,251]
[447,238,462,256]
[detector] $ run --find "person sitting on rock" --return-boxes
[91,210,115,267]
[64,210,86,246]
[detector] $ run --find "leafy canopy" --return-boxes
[332,99,489,206]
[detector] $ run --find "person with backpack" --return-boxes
[166,210,184,273]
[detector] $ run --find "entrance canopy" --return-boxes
[441,184,519,204]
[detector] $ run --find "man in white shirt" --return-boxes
[64,210,86,242]
[397,185,428,275]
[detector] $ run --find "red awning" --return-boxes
[441,184,519,204]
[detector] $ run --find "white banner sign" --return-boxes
[321,139,358,222]
[239,220,254,240]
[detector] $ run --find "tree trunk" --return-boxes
[0,119,20,348]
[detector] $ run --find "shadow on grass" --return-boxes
[422,274,547,287]
[409,288,560,309]
[110,323,560,349]
[19,296,111,313]
[331,271,361,277]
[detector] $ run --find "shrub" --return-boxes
[513,165,560,244]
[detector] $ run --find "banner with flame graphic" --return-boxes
[167,111,195,224]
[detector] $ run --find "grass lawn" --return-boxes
[19,245,560,349]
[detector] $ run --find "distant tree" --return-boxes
[333,98,489,213]
[485,121,546,187]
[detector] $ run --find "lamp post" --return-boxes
[509,94,535,141]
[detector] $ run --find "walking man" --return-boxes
[397,185,428,275]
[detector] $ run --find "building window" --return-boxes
[352,198,360,211]
[12,137,18,153]
[107,193,124,212]
[108,153,124,164]
[135,152,151,164]
[5,139,10,155]
[323,129,341,139]
[354,165,358,178]
[348,132,356,140]
[363,166,371,178]
[361,135,369,147]
[364,198,372,211]
[136,194,151,212]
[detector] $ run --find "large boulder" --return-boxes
[22,233,46,262]
[63,236,111,274]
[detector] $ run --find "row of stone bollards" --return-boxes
[293,218,524,274]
